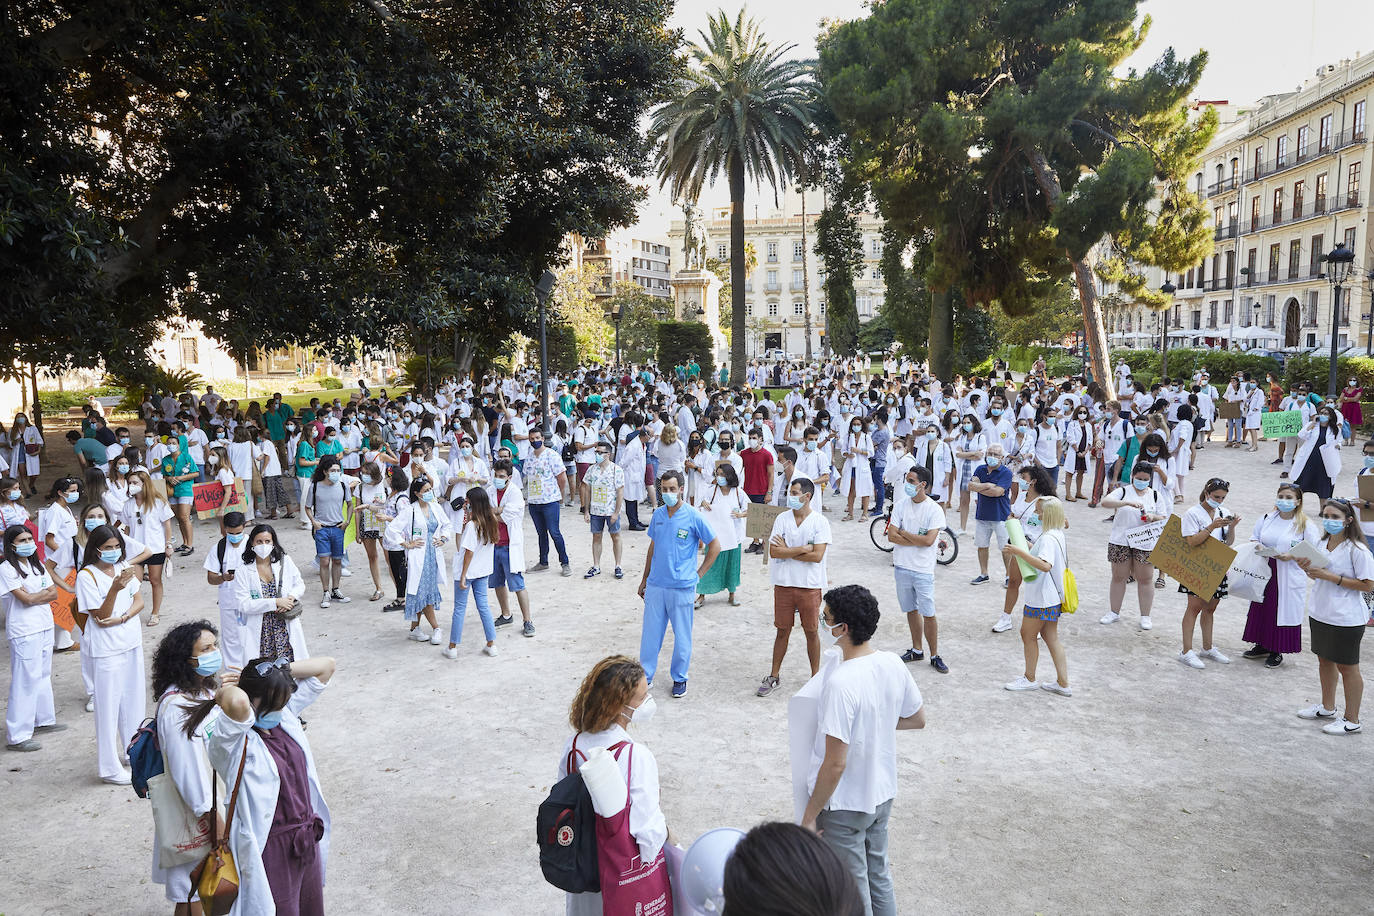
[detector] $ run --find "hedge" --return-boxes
[36,385,125,413]
[1283,353,1374,394]
[656,322,716,377]
[317,376,343,390]
[1109,348,1281,382]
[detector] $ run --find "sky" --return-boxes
[631,0,1374,238]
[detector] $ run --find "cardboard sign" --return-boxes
[1217,400,1242,420]
[1148,514,1236,598]
[51,569,78,634]
[193,481,246,519]
[1360,475,1374,523]
[746,502,788,540]
[1259,410,1303,438]
[1124,519,1167,552]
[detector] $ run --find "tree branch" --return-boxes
[33,2,134,65]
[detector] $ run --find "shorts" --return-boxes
[773,585,821,629]
[140,552,166,567]
[894,566,936,617]
[1024,604,1063,621]
[313,525,346,559]
[172,496,194,506]
[1107,543,1151,565]
[359,530,381,541]
[974,519,1008,549]
[748,494,766,504]
[1179,575,1228,603]
[590,514,621,534]
[489,544,526,592]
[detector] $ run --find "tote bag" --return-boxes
[596,744,673,916]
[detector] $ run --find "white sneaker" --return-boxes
[1322,718,1362,735]
[409,628,429,642]
[1178,650,1205,669]
[101,770,132,786]
[1296,704,1337,720]
[85,697,94,713]
[1099,611,1120,625]
[1040,682,1072,697]
[1198,647,1230,664]
[991,614,1015,633]
[1139,616,1153,630]
[482,644,499,657]
[1004,676,1039,691]
[441,647,458,660]
[320,595,331,609]
[429,628,443,645]
[341,567,353,577]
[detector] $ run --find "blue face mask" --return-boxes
[990,408,1003,416]
[99,548,122,564]
[1206,498,1224,510]
[1275,498,1296,513]
[1131,479,1149,492]
[1365,456,1374,469]
[14,541,36,558]
[254,709,283,730]
[662,492,679,507]
[787,494,805,511]
[494,478,508,491]
[227,531,246,545]
[361,474,374,485]
[64,491,80,504]
[84,517,103,531]
[1322,518,1345,535]
[1317,416,1328,425]
[904,482,920,499]
[716,475,728,487]
[986,456,1001,468]
[1134,425,1148,436]
[421,490,437,503]
[460,447,472,457]
[805,441,817,451]
[194,650,223,676]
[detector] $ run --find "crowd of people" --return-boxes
[2,350,1371,914]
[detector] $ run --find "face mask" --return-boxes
[716,475,729,488]
[1322,518,1345,536]
[7,490,19,501]
[84,517,104,531]
[1317,416,1328,425]
[1131,479,1149,492]
[1350,380,1359,387]
[1146,449,1159,458]
[129,482,143,495]
[749,438,762,449]
[328,470,341,482]
[991,408,1003,416]
[15,541,36,558]
[116,462,130,475]
[828,621,846,647]
[1134,425,1148,435]
[926,431,937,441]
[494,478,509,491]
[662,492,679,507]
[194,650,223,676]
[986,456,1001,467]
[531,440,544,451]
[1017,426,1029,433]
[99,548,121,564]
[255,709,283,730]
[168,441,180,453]
[421,490,437,503]
[805,441,818,452]
[787,494,805,511]
[227,531,246,545]
[625,695,657,724]
[208,456,219,465]
[1206,498,1224,510]
[119,436,129,445]
[1027,512,1041,529]
[1274,498,1296,513]
[961,423,973,433]
[64,491,80,504]
[904,482,920,499]
[252,542,274,559]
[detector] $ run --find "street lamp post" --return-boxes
[1365,269,1374,357]
[1322,243,1356,399]
[1253,301,1262,351]
[1159,280,1176,380]
[534,270,557,436]
[611,302,622,367]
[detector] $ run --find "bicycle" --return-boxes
[869,508,959,565]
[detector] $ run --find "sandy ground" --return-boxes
[3,434,1373,915]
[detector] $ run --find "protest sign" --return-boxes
[1124,519,1166,552]
[193,481,245,519]
[1259,410,1302,438]
[1217,400,1242,420]
[1149,515,1235,598]
[745,502,787,540]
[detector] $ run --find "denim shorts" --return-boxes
[894,566,936,617]
[489,544,526,591]
[313,524,345,558]
[172,496,194,506]
[590,514,621,534]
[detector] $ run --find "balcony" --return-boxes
[764,282,781,292]
[1242,195,1361,233]
[790,281,806,291]
[1213,222,1239,240]
[1245,128,1367,182]
[1206,277,1235,291]
[1206,176,1239,198]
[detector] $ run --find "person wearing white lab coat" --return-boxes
[1242,484,1321,667]
[205,513,252,671]
[199,656,336,916]
[149,620,223,911]
[232,525,310,664]
[910,429,954,509]
[1290,407,1343,501]
[488,461,535,634]
[839,419,874,519]
[384,477,453,643]
[75,525,148,784]
[2,524,62,752]
[616,425,648,529]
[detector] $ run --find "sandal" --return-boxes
[694,595,706,609]
[146,615,159,627]
[370,589,384,601]
[728,596,742,607]
[842,514,854,522]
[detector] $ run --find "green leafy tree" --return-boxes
[649,9,818,384]
[991,282,1082,348]
[816,175,863,357]
[819,0,1214,394]
[552,265,613,364]
[606,281,672,363]
[878,225,930,361]
[2,1,678,377]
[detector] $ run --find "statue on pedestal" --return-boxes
[679,199,709,270]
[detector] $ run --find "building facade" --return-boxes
[667,186,887,357]
[579,232,673,299]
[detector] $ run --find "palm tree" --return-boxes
[649,9,817,383]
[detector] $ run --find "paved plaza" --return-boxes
[1,438,1370,915]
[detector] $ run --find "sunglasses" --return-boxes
[252,657,292,678]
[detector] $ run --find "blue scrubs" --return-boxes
[639,502,716,684]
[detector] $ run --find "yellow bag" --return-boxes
[190,744,247,916]
[1061,567,1079,614]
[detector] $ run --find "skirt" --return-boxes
[1242,559,1302,654]
[1023,603,1062,621]
[1107,543,1151,565]
[1179,575,1228,603]
[1309,618,1364,665]
[405,543,444,620]
[697,545,741,595]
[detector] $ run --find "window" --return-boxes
[1316,173,1329,213]
[1297,126,1310,158]
[1265,295,1276,326]
[1215,163,1224,187]
[1310,235,1324,276]
[1288,239,1301,279]
[871,267,881,280]
[1195,172,1204,194]
[1272,188,1283,223]
[1307,291,1321,327]
[767,301,778,316]
[1227,200,1238,226]
[1292,180,1304,217]
[1356,101,1367,141]
[1276,135,1289,168]
[857,296,872,317]
[1268,243,1281,282]
[1253,146,1263,178]
[1345,226,1357,254]
[1186,267,1195,288]
[1320,114,1333,152]
[793,302,805,316]
[792,269,803,287]
[1246,248,1257,285]
[1213,206,1223,228]
[1250,195,1261,229]
[766,241,778,262]
[717,244,727,260]
[793,240,804,260]
[819,301,826,316]
[765,269,778,290]
[870,238,882,257]
[1348,162,1361,206]
[1225,249,1235,287]
[1208,300,1218,327]
[1191,310,1201,330]
[745,303,753,317]
[1212,253,1221,288]
[1341,286,1351,326]
[179,336,199,365]
[1172,304,1181,327]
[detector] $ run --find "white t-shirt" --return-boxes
[1310,539,1374,627]
[889,496,946,575]
[1180,503,1233,541]
[122,499,174,554]
[0,559,54,638]
[203,536,247,612]
[457,519,496,580]
[1022,529,1068,609]
[1107,485,1165,547]
[75,564,142,657]
[809,650,923,814]
[227,440,256,481]
[258,440,283,477]
[768,509,832,589]
[573,424,600,464]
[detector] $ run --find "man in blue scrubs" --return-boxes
[637,470,721,699]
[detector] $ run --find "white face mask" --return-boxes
[252,543,274,559]
[624,695,657,724]
[827,621,846,647]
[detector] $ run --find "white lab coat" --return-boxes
[384,503,454,594]
[617,435,647,502]
[1290,424,1342,486]
[231,556,309,662]
[839,431,874,498]
[1249,512,1321,627]
[151,689,219,901]
[206,677,332,916]
[911,438,954,502]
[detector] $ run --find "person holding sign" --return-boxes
[1294,499,1373,735]
[1290,406,1342,501]
[1176,479,1239,669]
[1099,463,1169,629]
[1242,484,1320,668]
[1001,496,1071,695]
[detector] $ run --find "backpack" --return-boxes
[560,441,576,464]
[216,537,229,575]
[127,694,178,798]
[536,737,626,893]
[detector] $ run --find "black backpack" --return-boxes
[536,738,626,893]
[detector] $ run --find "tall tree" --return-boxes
[815,174,864,357]
[648,9,818,384]
[605,281,673,363]
[819,0,1214,395]
[1,1,677,377]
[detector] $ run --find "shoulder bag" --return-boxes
[147,694,219,866]
[189,741,248,916]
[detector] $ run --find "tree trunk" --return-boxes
[929,288,953,380]
[729,156,746,386]
[800,191,813,361]
[1023,145,1117,398]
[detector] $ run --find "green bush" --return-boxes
[1284,353,1374,396]
[317,376,343,390]
[1045,353,1085,377]
[969,356,995,377]
[656,322,716,377]
[37,386,125,413]
[1109,348,1280,384]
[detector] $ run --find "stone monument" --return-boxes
[671,200,728,367]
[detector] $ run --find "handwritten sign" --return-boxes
[1217,400,1242,420]
[1124,519,1166,552]
[1260,410,1302,438]
[193,481,246,519]
[1148,514,1235,598]
[746,502,788,540]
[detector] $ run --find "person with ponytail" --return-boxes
[443,486,500,659]
[191,655,336,915]
[2,524,64,752]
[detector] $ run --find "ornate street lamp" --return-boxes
[611,301,623,367]
[1321,243,1356,398]
[1159,280,1176,380]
